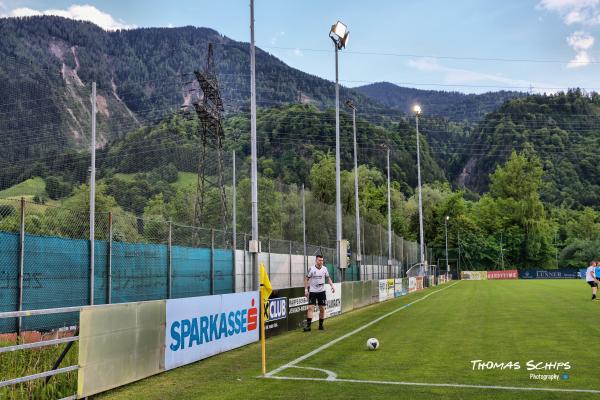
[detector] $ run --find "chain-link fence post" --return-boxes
[243,233,247,291]
[210,228,215,295]
[289,240,292,288]
[302,184,307,273]
[232,149,237,294]
[167,221,172,299]
[17,197,25,338]
[107,212,113,304]
[268,236,271,275]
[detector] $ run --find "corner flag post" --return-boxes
[259,263,272,375]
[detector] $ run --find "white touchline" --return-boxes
[265,281,460,378]
[265,376,600,395]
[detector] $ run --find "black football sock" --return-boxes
[319,319,324,327]
[306,318,312,327]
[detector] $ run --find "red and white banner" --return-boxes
[487,270,518,280]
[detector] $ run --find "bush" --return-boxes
[44,176,73,200]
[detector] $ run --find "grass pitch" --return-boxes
[97,280,600,400]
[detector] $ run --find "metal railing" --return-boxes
[0,307,80,398]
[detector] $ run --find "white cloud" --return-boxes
[566,30,595,66]
[538,0,600,24]
[292,48,303,57]
[406,58,559,93]
[537,0,599,68]
[2,4,134,30]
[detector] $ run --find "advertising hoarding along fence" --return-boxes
[487,270,518,280]
[264,296,288,337]
[401,278,409,295]
[378,279,395,302]
[408,277,416,293]
[460,271,488,280]
[78,278,436,397]
[415,277,424,291]
[394,278,402,297]
[518,269,580,279]
[164,291,259,370]
[311,283,341,321]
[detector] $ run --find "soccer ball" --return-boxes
[366,338,379,350]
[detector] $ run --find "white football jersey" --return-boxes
[307,265,329,293]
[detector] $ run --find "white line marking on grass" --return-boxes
[265,282,460,378]
[288,366,337,381]
[265,376,600,395]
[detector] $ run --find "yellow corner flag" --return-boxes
[259,263,272,375]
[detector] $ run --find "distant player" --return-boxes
[586,260,600,300]
[303,255,335,331]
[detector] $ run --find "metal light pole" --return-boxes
[329,21,349,276]
[444,217,449,276]
[89,81,96,305]
[346,100,361,270]
[386,146,392,277]
[250,0,259,290]
[232,150,237,261]
[413,105,426,275]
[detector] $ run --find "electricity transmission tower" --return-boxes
[187,43,229,236]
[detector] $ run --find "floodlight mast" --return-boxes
[329,21,349,279]
[413,105,426,276]
[345,100,361,271]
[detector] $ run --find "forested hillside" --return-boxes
[459,90,600,208]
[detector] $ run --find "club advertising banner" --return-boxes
[164,291,259,370]
[310,283,342,321]
[281,287,307,331]
[408,277,417,293]
[285,284,341,328]
[519,269,580,279]
[416,276,424,291]
[401,278,409,295]
[461,271,488,280]
[394,278,403,297]
[264,294,288,337]
[378,279,395,302]
[487,270,518,280]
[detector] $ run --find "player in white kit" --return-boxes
[304,255,335,331]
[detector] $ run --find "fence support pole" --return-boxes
[232,150,237,293]
[243,233,247,291]
[268,237,271,275]
[210,228,215,295]
[289,240,293,288]
[167,221,172,299]
[89,81,97,306]
[302,184,307,272]
[17,197,25,338]
[107,212,112,304]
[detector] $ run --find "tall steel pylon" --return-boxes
[190,43,228,236]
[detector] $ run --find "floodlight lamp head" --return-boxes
[330,21,350,49]
[446,215,450,221]
[345,99,355,109]
[413,105,422,115]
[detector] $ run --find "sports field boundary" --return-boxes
[265,375,600,395]
[265,281,460,378]
[263,280,600,395]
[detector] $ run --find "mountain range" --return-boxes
[1,15,598,209]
